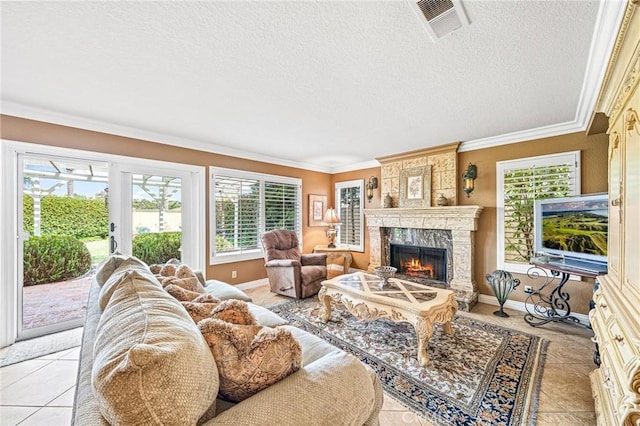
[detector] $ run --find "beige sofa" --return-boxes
[72,258,383,425]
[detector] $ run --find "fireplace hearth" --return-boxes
[390,244,447,285]
[364,206,483,311]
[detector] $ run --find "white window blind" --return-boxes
[497,151,580,272]
[214,175,260,255]
[264,180,299,232]
[336,180,364,251]
[210,167,301,264]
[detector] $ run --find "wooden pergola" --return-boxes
[23,160,180,235]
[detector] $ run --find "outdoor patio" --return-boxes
[22,274,93,330]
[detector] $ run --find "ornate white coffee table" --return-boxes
[318,272,458,366]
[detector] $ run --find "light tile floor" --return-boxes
[0,281,597,426]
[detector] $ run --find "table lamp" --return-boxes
[323,207,341,248]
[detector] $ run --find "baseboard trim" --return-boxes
[477,294,591,327]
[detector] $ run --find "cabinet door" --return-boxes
[608,123,623,287]
[623,87,640,302]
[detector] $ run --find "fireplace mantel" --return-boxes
[364,206,483,311]
[364,206,483,230]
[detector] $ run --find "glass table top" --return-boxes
[328,273,439,303]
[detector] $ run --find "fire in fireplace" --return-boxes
[390,244,447,283]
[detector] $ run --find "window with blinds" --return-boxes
[264,181,298,232]
[210,168,301,263]
[496,151,580,272]
[336,179,364,251]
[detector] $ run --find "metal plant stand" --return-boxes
[523,259,603,329]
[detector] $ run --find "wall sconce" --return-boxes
[322,207,341,248]
[366,176,378,203]
[462,163,477,198]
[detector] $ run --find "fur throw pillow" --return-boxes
[199,319,302,402]
[193,293,219,303]
[211,300,256,325]
[165,284,203,302]
[168,276,204,293]
[181,302,221,324]
[155,263,205,292]
[180,298,254,325]
[155,264,205,293]
[159,264,178,277]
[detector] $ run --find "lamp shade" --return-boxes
[322,208,341,225]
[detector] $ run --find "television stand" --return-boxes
[523,257,606,329]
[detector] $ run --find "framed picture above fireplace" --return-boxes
[399,166,432,208]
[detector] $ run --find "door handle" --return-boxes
[110,236,118,254]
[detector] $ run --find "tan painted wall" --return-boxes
[458,131,609,314]
[1,115,332,284]
[2,115,609,314]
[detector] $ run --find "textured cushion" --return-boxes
[199,318,302,403]
[98,258,156,311]
[248,303,288,327]
[95,254,147,286]
[204,280,253,302]
[92,270,219,425]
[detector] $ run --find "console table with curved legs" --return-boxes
[523,258,605,329]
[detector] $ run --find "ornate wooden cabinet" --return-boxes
[589,2,640,425]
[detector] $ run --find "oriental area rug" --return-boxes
[270,299,548,426]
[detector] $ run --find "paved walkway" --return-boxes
[22,275,93,330]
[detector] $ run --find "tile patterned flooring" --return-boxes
[0,280,597,425]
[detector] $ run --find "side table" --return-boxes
[313,245,352,277]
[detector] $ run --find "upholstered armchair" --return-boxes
[260,230,327,299]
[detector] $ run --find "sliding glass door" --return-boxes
[18,154,109,340]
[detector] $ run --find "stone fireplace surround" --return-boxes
[364,206,483,311]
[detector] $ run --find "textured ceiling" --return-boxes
[0,1,623,172]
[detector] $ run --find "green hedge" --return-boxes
[23,195,108,239]
[23,235,92,286]
[132,232,181,265]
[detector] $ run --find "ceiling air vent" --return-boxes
[407,0,470,41]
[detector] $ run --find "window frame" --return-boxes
[335,179,365,252]
[209,167,302,265]
[496,151,581,274]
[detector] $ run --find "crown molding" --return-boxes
[458,120,584,152]
[0,102,334,174]
[329,159,381,174]
[460,0,626,154]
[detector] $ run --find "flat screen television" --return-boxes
[534,193,608,271]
